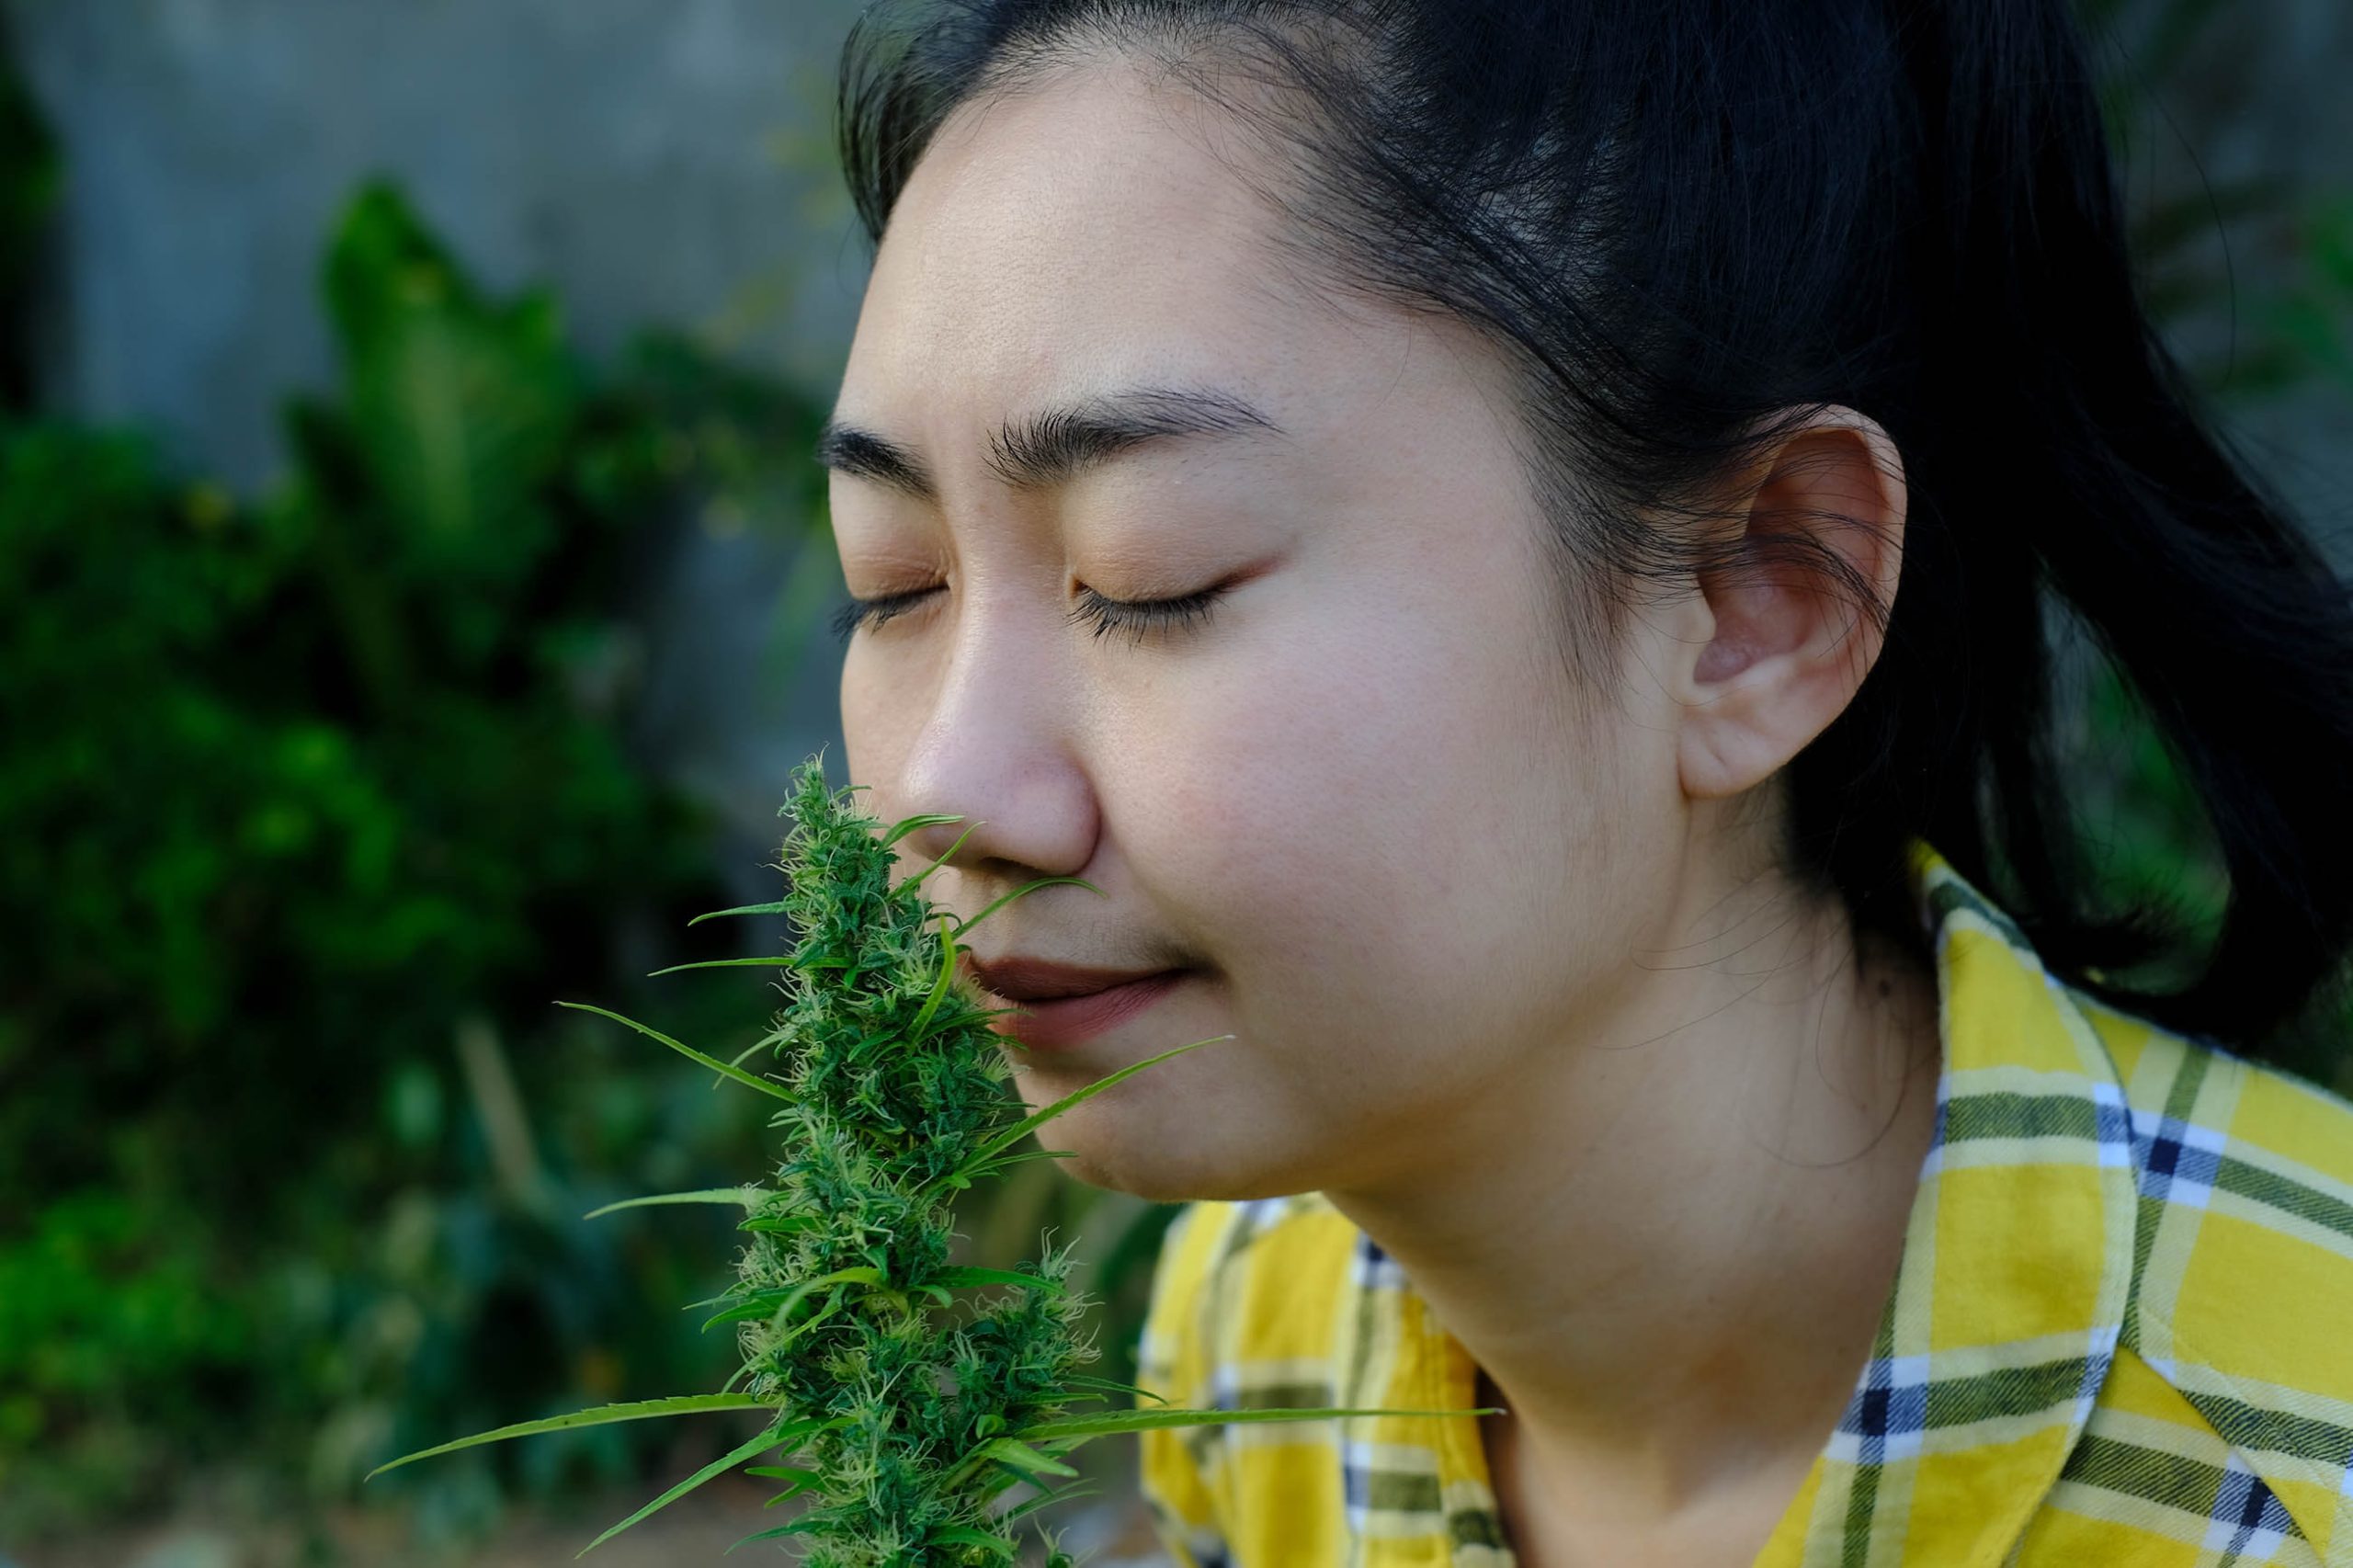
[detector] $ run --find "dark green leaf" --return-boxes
[583,1187,764,1221]
[685,899,795,926]
[928,1265,1063,1294]
[365,1394,774,1480]
[554,999,794,1101]
[577,1422,791,1557]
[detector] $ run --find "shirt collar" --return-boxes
[1755,835,2142,1565]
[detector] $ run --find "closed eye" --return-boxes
[1066,584,1227,646]
[828,583,1232,648]
[828,587,933,644]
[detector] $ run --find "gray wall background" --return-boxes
[5,0,879,896]
[7,1,2352,884]
[8,0,873,490]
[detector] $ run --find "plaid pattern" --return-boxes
[1134,837,2353,1566]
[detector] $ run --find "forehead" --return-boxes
[841,61,1331,423]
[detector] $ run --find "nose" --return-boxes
[872,597,1102,893]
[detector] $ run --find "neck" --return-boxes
[1320,879,1942,1529]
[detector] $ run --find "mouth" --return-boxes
[981,969,1190,1051]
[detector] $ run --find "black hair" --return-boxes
[831,0,2353,1072]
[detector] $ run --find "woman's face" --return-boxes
[828,63,1703,1202]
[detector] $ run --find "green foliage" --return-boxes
[0,1188,255,1523]
[2087,0,2353,403]
[2063,650,2353,1087]
[2071,658,2233,978]
[2261,197,2353,399]
[317,184,578,584]
[0,179,831,1535]
[374,756,1494,1563]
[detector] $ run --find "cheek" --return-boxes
[1110,593,1609,1054]
[1033,733,1631,1201]
[838,658,880,790]
[1135,573,1596,972]
[838,642,971,854]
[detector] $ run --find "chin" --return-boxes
[1055,1142,1183,1203]
[1062,1137,1308,1208]
[1006,1053,1306,1203]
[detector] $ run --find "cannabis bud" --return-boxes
[366,750,1483,1564]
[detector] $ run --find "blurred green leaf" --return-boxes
[0,175,835,1539]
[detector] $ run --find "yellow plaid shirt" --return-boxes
[1135,838,2353,1565]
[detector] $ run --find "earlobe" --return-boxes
[1674,411,1907,802]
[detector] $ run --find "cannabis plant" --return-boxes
[368,750,1488,1563]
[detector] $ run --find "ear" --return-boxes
[1675,408,1907,801]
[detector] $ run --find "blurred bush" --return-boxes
[0,150,835,1540]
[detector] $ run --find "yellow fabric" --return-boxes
[1134,838,2353,1565]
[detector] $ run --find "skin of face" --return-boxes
[827,55,1942,1553]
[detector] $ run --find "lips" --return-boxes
[979,969,1189,1050]
[961,953,1174,1003]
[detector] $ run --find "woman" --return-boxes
[817,1,2353,1562]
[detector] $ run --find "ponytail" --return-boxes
[1797,0,2353,1060]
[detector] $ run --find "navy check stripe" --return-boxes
[2216,1463,2298,1542]
[1353,1229,1411,1290]
[2130,1100,2353,1245]
[2131,1106,2227,1204]
[2059,1434,2308,1545]
[1844,1356,1928,1458]
[1835,1352,2109,1453]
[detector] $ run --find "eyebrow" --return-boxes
[815,385,1284,503]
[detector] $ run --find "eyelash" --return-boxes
[827,583,1229,650]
